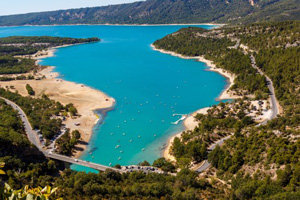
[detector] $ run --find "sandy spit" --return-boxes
[0,46,115,158]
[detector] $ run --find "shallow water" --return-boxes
[0,25,228,172]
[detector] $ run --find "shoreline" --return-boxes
[36,46,116,158]
[0,45,115,158]
[0,23,225,28]
[151,44,238,101]
[163,107,210,162]
[151,44,239,161]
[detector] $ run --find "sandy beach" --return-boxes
[163,107,210,162]
[151,44,240,161]
[0,47,115,158]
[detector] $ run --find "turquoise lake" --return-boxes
[0,25,228,172]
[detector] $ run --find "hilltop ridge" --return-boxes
[0,0,299,26]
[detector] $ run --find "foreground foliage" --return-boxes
[1,184,59,200]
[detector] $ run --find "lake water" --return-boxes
[0,25,227,172]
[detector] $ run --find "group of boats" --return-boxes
[94,96,188,164]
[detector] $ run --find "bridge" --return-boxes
[0,97,123,173]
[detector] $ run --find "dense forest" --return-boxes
[0,0,299,26]
[0,56,36,74]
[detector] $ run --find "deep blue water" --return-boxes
[0,25,228,172]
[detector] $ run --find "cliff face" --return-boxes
[0,0,299,26]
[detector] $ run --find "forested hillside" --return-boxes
[0,36,99,75]
[0,0,299,26]
[153,21,300,199]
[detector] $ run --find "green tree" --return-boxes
[25,84,35,95]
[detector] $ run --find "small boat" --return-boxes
[154,134,157,137]
[124,120,127,123]
[138,135,141,138]
[129,139,132,142]
[120,150,123,153]
[118,157,121,160]
[142,148,145,151]
[115,145,120,149]
[109,163,112,166]
[123,133,126,136]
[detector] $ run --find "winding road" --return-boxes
[250,55,279,124]
[0,97,123,173]
[194,48,280,173]
[195,135,232,173]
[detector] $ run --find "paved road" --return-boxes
[0,97,122,173]
[47,153,123,173]
[207,135,232,151]
[1,97,41,149]
[195,134,233,173]
[250,55,279,123]
[195,54,280,173]
[228,39,279,122]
